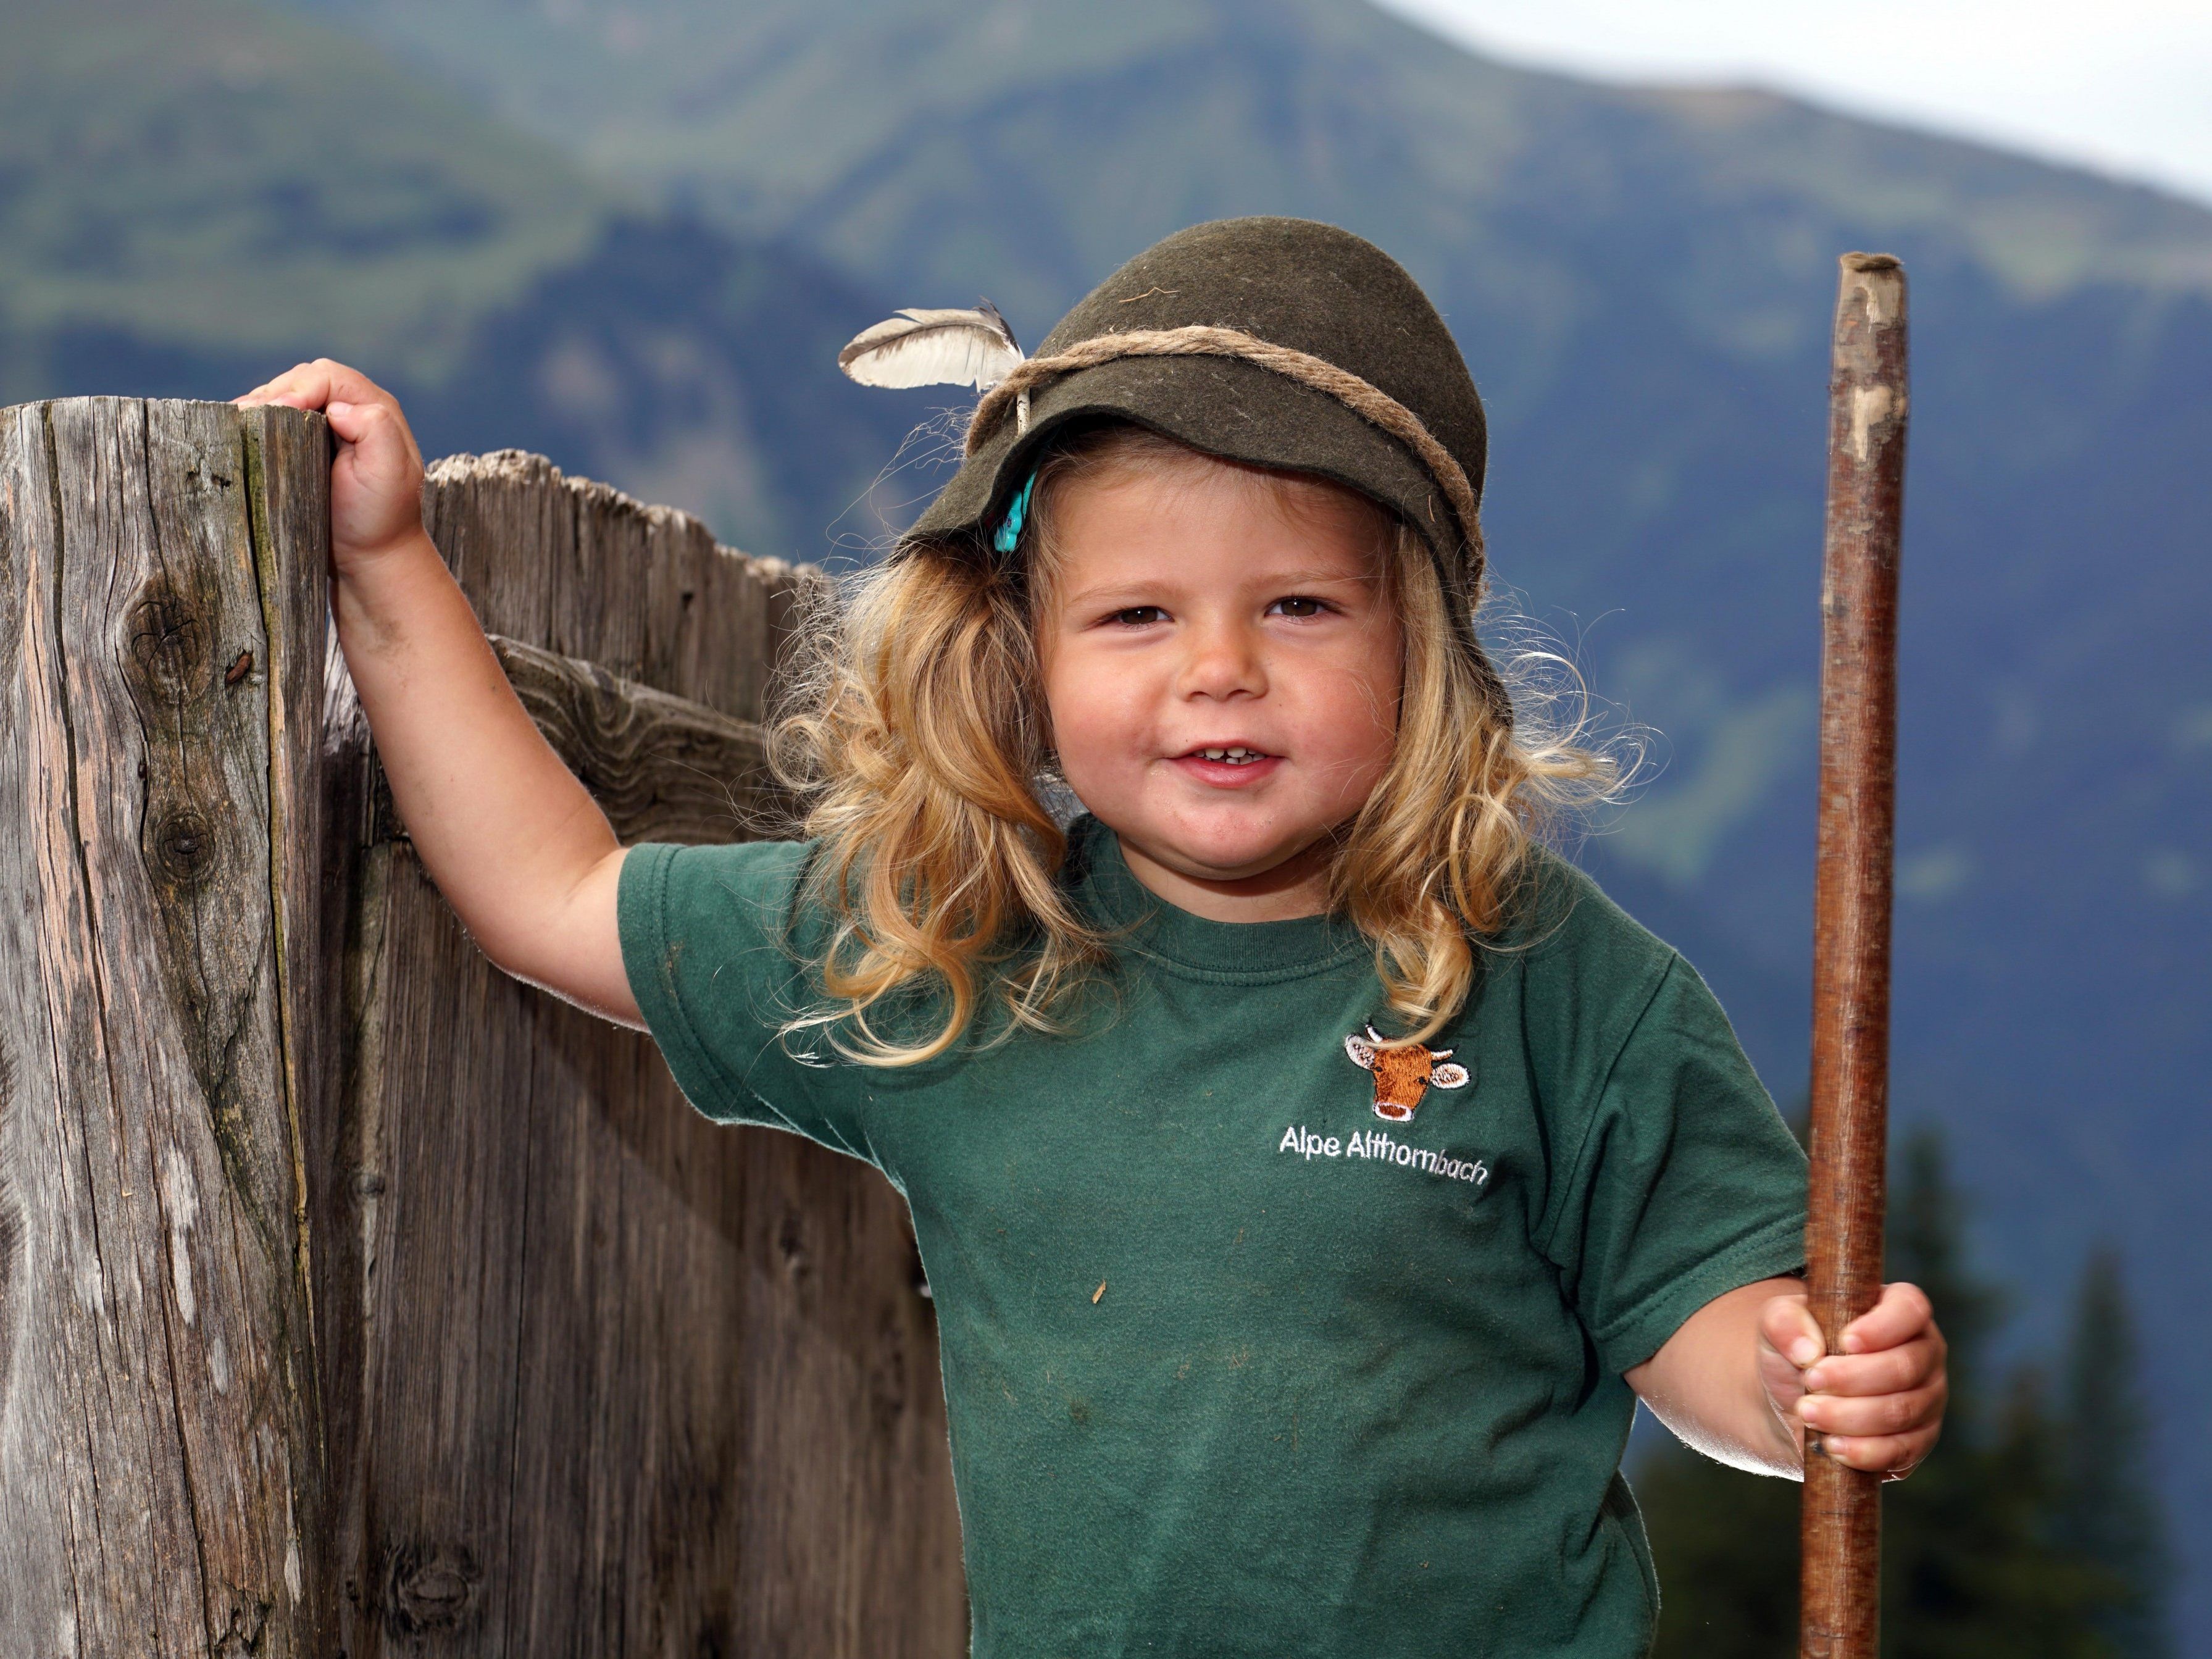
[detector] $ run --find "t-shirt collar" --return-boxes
[1064,814,1369,979]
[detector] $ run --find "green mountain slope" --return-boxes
[0,0,612,384]
[0,0,927,558]
[302,0,2212,314]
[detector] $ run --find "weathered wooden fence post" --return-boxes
[0,397,337,1655]
[1,401,965,1657]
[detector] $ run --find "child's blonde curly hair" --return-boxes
[767,423,1618,1066]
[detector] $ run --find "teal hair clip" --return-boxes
[993,472,1037,556]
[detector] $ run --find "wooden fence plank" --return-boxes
[322,451,964,1658]
[0,398,330,1657]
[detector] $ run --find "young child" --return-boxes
[242,216,1945,1657]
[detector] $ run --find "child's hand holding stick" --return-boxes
[1627,1272,1943,1486]
[1757,1281,1945,1479]
[235,361,640,1026]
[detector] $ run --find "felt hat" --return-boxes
[898,214,1504,703]
[899,215,1506,718]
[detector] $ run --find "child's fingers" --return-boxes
[1812,1421,1941,1482]
[1801,1332,1942,1397]
[1758,1292,1825,1368]
[234,361,328,409]
[323,398,428,555]
[325,400,377,449]
[235,358,395,416]
[1798,1376,1945,1440]
[1838,1281,1936,1354]
[335,396,425,475]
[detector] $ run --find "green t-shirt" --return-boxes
[619,814,1807,1658]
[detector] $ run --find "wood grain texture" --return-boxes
[486,634,776,846]
[0,398,333,1657]
[319,449,964,1658]
[1801,255,1909,1659]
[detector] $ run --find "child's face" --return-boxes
[1034,451,1402,922]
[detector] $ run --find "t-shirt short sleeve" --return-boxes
[617,838,875,1164]
[1538,950,1809,1376]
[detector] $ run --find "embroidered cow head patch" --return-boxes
[1343,1024,1469,1122]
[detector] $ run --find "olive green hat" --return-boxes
[898,215,1508,720]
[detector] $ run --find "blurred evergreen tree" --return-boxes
[1636,1126,2169,1658]
[2055,1244,2175,1659]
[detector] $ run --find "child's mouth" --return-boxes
[1173,746,1283,785]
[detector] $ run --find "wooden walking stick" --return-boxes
[1800,252,1908,1659]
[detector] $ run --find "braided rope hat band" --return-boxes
[899,216,1511,724]
[965,326,1484,554]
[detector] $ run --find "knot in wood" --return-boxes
[385,1541,480,1634]
[152,809,215,884]
[128,592,209,688]
[777,1211,811,1281]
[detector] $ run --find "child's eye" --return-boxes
[1107,605,1166,627]
[1270,596,1332,618]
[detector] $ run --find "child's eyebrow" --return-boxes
[1261,566,1381,589]
[1059,566,1375,609]
[1054,582,1159,611]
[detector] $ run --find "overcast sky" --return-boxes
[1375,0,2212,207]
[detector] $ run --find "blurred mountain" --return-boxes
[403,214,937,560]
[288,0,2212,306]
[15,0,2211,1642]
[0,0,609,385]
[0,0,924,558]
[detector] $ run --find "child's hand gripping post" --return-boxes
[1622,1272,1947,1486]
[236,361,641,1027]
[1759,1284,1947,1480]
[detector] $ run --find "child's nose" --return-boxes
[1176,619,1267,700]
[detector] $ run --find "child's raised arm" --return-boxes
[239,360,640,1029]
